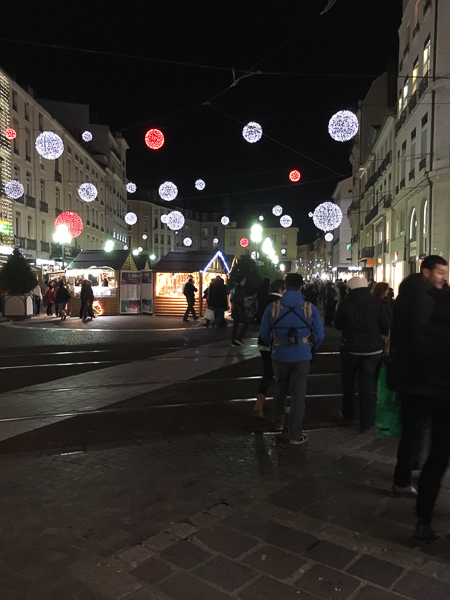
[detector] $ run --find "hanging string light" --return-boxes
[126,182,137,193]
[158,181,178,201]
[328,110,359,142]
[145,128,165,150]
[35,131,64,160]
[272,205,283,216]
[195,179,206,190]
[5,128,17,140]
[167,211,185,231]
[289,170,301,182]
[4,180,24,200]
[183,237,192,247]
[82,131,93,142]
[280,215,292,228]
[124,212,138,225]
[78,182,98,202]
[309,201,343,232]
[242,121,263,143]
[54,211,83,238]
[221,216,230,226]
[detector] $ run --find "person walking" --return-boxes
[33,283,42,316]
[231,276,247,346]
[254,278,285,419]
[208,276,229,329]
[44,285,55,316]
[259,273,324,445]
[183,277,198,322]
[334,276,389,433]
[80,280,94,320]
[389,255,448,498]
[324,281,338,326]
[54,281,71,320]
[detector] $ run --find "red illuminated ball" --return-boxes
[5,128,17,140]
[240,237,249,248]
[289,170,301,182]
[55,211,83,238]
[145,128,165,150]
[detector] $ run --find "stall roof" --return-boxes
[66,250,137,271]
[152,250,233,274]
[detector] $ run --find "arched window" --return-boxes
[409,208,417,241]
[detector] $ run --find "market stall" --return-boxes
[65,250,138,316]
[152,250,232,316]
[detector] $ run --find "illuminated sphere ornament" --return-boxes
[213,237,219,244]
[5,128,17,140]
[5,180,24,200]
[160,214,168,224]
[221,216,230,226]
[123,245,128,250]
[240,237,249,248]
[258,215,264,221]
[145,128,164,150]
[195,179,206,190]
[158,181,178,201]
[124,212,138,225]
[55,211,83,238]
[183,237,192,247]
[167,211,185,231]
[310,201,343,232]
[142,234,148,240]
[242,121,263,143]
[126,182,137,193]
[82,131,93,142]
[280,215,293,228]
[328,110,359,142]
[325,232,334,242]
[78,182,98,202]
[289,170,301,182]
[35,131,64,160]
[281,248,286,255]
[272,205,283,217]
[251,251,260,260]
[138,247,143,252]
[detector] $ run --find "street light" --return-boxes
[53,224,72,268]
[250,224,263,244]
[105,240,114,252]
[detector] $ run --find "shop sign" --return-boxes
[141,271,153,314]
[120,271,142,314]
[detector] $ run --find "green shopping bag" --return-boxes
[374,366,402,438]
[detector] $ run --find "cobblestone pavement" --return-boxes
[1,427,450,600]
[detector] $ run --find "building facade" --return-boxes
[329,177,353,278]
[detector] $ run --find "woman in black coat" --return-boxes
[335,276,389,432]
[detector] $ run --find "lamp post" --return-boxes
[53,225,72,269]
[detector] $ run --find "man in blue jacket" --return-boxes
[259,273,324,445]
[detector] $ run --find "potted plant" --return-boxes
[0,249,38,319]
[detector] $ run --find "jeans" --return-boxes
[417,398,450,524]
[232,318,247,341]
[394,395,429,487]
[46,302,54,316]
[257,350,273,396]
[213,308,225,328]
[56,302,67,318]
[341,353,382,431]
[183,301,197,320]
[272,360,310,441]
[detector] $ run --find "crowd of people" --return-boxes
[32,278,96,320]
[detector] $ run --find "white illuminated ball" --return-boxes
[126,182,137,193]
[195,179,206,190]
[35,131,64,160]
[213,237,219,244]
[142,234,148,240]
[5,180,24,200]
[78,183,98,202]
[183,237,192,247]
[158,181,178,201]
[161,214,168,224]
[124,212,138,225]
[272,205,283,217]
[258,215,264,221]
[221,216,230,226]
[242,121,263,143]
[82,131,93,142]
[310,202,343,232]
[325,232,334,242]
[138,246,143,252]
[280,215,292,228]
[123,245,128,250]
[251,251,260,259]
[281,248,286,255]
[167,210,185,231]
[328,110,359,142]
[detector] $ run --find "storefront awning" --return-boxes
[152,250,233,274]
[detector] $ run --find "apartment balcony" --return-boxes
[395,109,407,136]
[365,204,378,226]
[403,42,410,58]
[55,208,63,218]
[423,0,431,14]
[350,233,359,245]
[407,91,417,114]
[359,247,374,259]
[412,22,420,38]
[14,236,25,248]
[41,241,50,253]
[382,194,392,209]
[409,169,415,181]
[54,171,62,183]
[26,238,37,250]
[39,201,48,213]
[419,73,429,98]
[15,195,25,205]
[25,195,36,208]
[419,157,427,171]
[400,178,406,190]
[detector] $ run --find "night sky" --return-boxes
[2,0,402,243]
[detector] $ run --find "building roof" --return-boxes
[152,250,233,273]
[66,250,136,271]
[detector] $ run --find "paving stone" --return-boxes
[165,523,198,539]
[160,539,212,569]
[158,571,235,600]
[130,556,174,585]
[393,570,450,600]
[241,544,306,579]
[143,532,174,552]
[194,555,257,592]
[118,545,154,567]
[301,501,344,522]
[331,510,378,535]
[259,521,317,555]
[295,564,360,600]
[353,585,407,600]
[220,511,273,536]
[194,524,259,558]
[264,488,316,512]
[346,555,404,588]
[304,540,357,570]
[239,575,314,600]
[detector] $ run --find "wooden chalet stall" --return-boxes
[65,250,138,316]
[152,250,232,317]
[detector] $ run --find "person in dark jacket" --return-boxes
[208,276,229,329]
[324,281,338,326]
[389,255,448,499]
[231,276,247,346]
[54,281,71,320]
[335,276,389,433]
[254,278,285,418]
[256,277,271,323]
[80,280,94,320]
[183,277,198,322]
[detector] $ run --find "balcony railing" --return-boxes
[55,208,63,218]
[403,42,410,58]
[359,247,374,259]
[400,178,406,189]
[408,91,417,114]
[413,22,420,38]
[423,0,432,14]
[41,241,50,253]
[25,195,36,208]
[26,238,37,250]
[40,201,48,213]
[383,194,392,209]
[419,73,429,98]
[365,204,378,225]
[351,234,359,245]
[15,195,25,204]
[14,236,25,248]
[54,171,62,183]
[419,157,427,171]
[409,168,415,181]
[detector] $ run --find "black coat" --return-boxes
[420,289,450,399]
[387,274,436,395]
[183,282,197,303]
[257,293,282,347]
[335,287,389,354]
[208,280,229,310]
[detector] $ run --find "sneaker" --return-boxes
[413,521,440,543]
[254,394,265,419]
[232,339,243,346]
[392,483,418,497]
[275,424,284,432]
[290,434,308,446]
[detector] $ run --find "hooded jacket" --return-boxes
[259,289,324,362]
[334,287,389,354]
[420,289,450,399]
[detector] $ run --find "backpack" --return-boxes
[270,301,316,350]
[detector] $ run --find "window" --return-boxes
[26,172,32,196]
[400,210,406,234]
[421,119,428,163]
[412,58,419,93]
[12,90,18,111]
[213,226,218,236]
[15,213,21,237]
[202,226,208,237]
[411,129,416,175]
[13,119,19,154]
[24,101,30,121]
[67,159,71,181]
[38,113,44,131]
[410,208,417,240]
[55,187,60,209]
[281,234,288,245]
[403,77,409,107]
[40,180,45,203]
[13,164,20,180]
[27,217,32,239]
[154,217,158,229]
[423,36,431,75]
[271,234,277,244]
[401,140,407,183]
[68,193,72,210]
[41,221,46,242]
[75,166,78,183]
[25,128,31,159]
